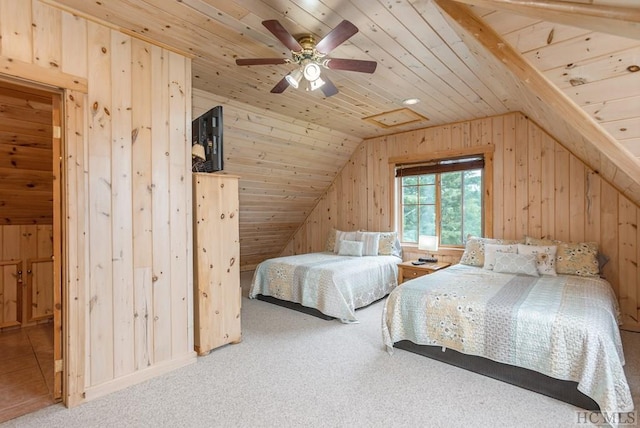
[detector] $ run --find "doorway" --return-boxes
[0,78,63,421]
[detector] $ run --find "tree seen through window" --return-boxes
[400,168,482,247]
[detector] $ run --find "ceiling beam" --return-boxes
[448,0,640,39]
[433,0,640,203]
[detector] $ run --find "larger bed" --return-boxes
[382,262,634,416]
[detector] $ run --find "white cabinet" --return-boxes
[192,173,241,355]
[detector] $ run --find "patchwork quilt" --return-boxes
[250,252,401,322]
[382,263,634,415]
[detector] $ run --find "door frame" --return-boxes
[51,90,63,400]
[0,76,64,401]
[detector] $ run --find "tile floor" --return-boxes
[0,323,54,423]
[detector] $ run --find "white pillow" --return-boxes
[356,231,380,256]
[483,244,518,270]
[493,252,539,277]
[334,230,357,253]
[517,244,557,276]
[338,240,363,257]
[459,236,522,267]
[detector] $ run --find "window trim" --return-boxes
[395,156,485,177]
[389,147,494,251]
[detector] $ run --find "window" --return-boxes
[396,156,484,247]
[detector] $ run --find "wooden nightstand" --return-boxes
[397,261,451,284]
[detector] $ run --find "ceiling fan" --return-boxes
[235,20,377,97]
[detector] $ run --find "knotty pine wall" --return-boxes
[192,89,361,271]
[283,112,640,331]
[0,0,195,405]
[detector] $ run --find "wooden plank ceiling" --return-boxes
[0,79,53,225]
[38,0,640,268]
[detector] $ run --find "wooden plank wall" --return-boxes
[0,0,196,405]
[284,112,640,331]
[192,89,361,271]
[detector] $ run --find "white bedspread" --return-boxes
[250,252,401,322]
[382,263,634,416]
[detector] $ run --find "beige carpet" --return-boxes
[2,271,638,428]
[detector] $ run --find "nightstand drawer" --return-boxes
[397,261,451,284]
[403,268,428,280]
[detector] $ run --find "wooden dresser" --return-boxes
[192,173,241,355]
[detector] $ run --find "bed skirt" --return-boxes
[255,294,335,320]
[394,340,600,411]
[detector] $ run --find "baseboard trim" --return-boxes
[83,352,197,402]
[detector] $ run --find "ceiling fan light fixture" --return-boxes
[308,77,326,92]
[236,19,376,97]
[285,68,303,89]
[303,62,322,82]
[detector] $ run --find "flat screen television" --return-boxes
[192,106,223,172]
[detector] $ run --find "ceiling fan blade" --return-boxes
[325,58,377,73]
[315,20,358,55]
[236,58,289,66]
[320,77,339,97]
[270,76,290,94]
[262,20,303,52]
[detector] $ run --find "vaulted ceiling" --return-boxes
[42,0,640,267]
[45,0,639,141]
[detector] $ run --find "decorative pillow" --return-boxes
[459,236,522,267]
[517,244,557,276]
[597,252,610,273]
[492,252,539,277]
[483,244,518,270]
[392,236,403,259]
[356,231,380,256]
[334,230,357,253]
[525,237,599,277]
[338,240,363,257]
[378,232,398,255]
[325,228,337,252]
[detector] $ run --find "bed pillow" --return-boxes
[392,236,403,259]
[517,244,557,276]
[338,240,363,257]
[483,244,518,270]
[334,230,357,253]
[325,228,337,252]
[356,231,380,256]
[378,232,398,255]
[597,252,610,274]
[492,252,539,277]
[460,236,522,267]
[525,237,599,277]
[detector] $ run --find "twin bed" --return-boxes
[249,233,634,417]
[250,230,402,322]
[249,251,401,322]
[249,230,402,323]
